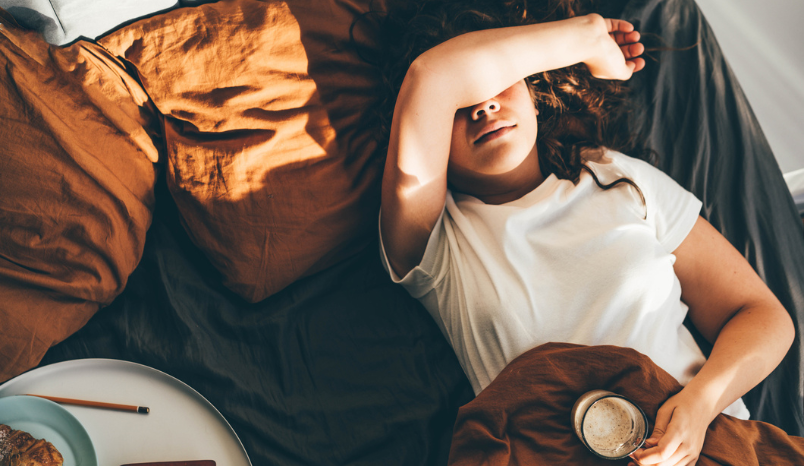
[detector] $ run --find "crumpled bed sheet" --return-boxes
[1,0,802,464]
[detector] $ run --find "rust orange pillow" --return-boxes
[99,0,384,302]
[0,12,160,382]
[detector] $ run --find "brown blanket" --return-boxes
[0,9,159,381]
[449,343,804,465]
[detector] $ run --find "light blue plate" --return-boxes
[0,395,97,466]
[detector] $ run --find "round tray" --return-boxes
[0,359,251,466]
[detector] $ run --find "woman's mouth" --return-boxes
[474,124,516,144]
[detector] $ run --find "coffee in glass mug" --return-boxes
[571,390,648,460]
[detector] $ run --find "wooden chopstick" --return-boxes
[26,394,150,414]
[120,462,215,466]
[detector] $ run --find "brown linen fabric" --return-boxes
[98,0,384,302]
[448,343,804,465]
[0,10,160,382]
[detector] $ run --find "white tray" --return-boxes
[0,359,251,466]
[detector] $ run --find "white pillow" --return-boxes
[784,168,804,216]
[0,0,178,45]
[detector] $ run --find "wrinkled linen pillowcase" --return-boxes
[0,11,160,382]
[98,0,383,302]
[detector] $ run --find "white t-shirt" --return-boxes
[380,149,749,419]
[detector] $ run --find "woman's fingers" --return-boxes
[631,405,674,464]
[610,28,645,73]
[633,428,685,464]
[606,18,635,34]
[629,440,694,466]
[620,42,645,59]
[612,30,641,45]
[657,448,689,466]
[630,57,646,73]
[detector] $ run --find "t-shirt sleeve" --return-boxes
[378,208,449,298]
[619,153,703,253]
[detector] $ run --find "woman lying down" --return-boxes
[373,0,795,464]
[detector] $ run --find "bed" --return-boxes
[1,0,802,464]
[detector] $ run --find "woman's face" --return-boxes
[448,80,539,184]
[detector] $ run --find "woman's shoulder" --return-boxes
[587,148,662,177]
[586,147,642,164]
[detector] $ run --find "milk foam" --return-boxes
[582,397,636,452]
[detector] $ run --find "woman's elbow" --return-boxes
[404,54,452,91]
[780,307,796,352]
[765,301,797,356]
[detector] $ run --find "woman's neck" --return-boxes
[450,149,545,205]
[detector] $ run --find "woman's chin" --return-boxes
[478,152,534,176]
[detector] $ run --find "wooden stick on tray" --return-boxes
[26,394,150,414]
[120,462,216,466]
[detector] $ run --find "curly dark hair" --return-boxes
[353,0,654,205]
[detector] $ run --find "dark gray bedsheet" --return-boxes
[40,174,474,465]
[38,0,804,464]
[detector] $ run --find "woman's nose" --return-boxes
[471,99,500,120]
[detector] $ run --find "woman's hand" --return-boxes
[628,390,714,466]
[583,14,645,80]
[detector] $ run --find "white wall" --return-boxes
[694,0,804,174]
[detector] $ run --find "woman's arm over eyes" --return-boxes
[381,14,641,277]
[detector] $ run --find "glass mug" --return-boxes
[571,390,649,460]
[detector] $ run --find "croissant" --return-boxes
[0,424,63,466]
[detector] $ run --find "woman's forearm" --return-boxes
[388,13,611,190]
[683,303,794,421]
[412,14,607,110]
